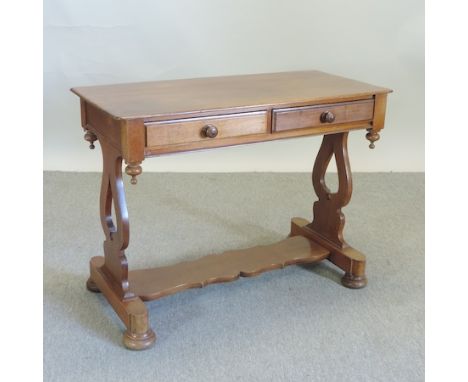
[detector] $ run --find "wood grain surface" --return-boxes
[76,70,391,349]
[146,111,267,147]
[273,99,374,132]
[71,71,391,121]
[128,236,329,301]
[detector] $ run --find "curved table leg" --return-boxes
[86,136,155,350]
[290,132,367,289]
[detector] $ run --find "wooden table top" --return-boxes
[71,71,391,121]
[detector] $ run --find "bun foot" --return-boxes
[341,273,367,289]
[86,278,101,293]
[123,328,156,350]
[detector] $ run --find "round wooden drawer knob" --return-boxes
[320,111,336,123]
[202,124,218,138]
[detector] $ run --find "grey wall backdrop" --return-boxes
[44,0,424,172]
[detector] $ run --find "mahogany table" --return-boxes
[71,71,391,350]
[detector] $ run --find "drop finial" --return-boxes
[365,130,380,149]
[125,164,142,185]
[84,130,97,149]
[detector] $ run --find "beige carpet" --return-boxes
[44,172,424,382]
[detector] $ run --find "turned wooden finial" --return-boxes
[84,130,97,149]
[365,129,380,149]
[125,163,142,185]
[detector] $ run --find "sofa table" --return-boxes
[71,71,391,350]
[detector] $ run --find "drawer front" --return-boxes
[146,111,268,147]
[272,99,374,132]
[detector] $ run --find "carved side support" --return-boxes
[308,132,352,248]
[92,138,134,300]
[86,137,155,349]
[297,132,367,288]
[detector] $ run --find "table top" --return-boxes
[71,71,391,121]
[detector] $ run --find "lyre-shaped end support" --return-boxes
[125,163,142,185]
[308,132,352,248]
[365,129,380,149]
[84,130,97,149]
